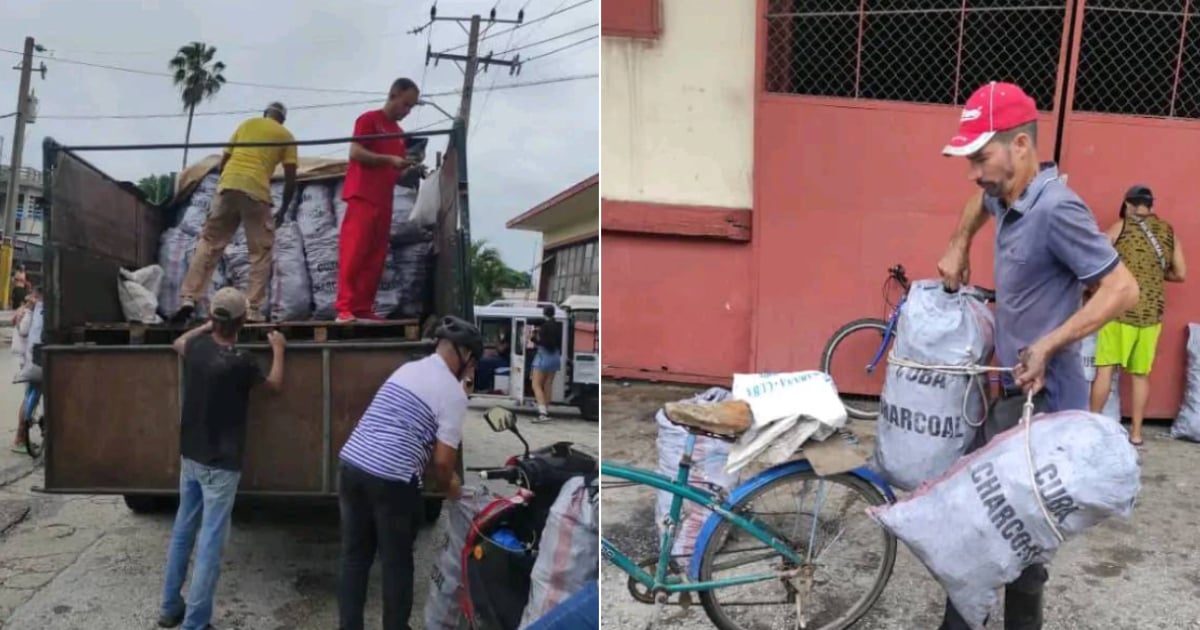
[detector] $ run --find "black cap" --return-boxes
[1124,184,1154,203]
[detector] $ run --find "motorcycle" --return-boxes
[458,408,597,630]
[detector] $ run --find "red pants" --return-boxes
[335,198,391,318]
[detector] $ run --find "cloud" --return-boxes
[0,0,597,268]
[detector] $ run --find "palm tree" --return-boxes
[470,240,532,304]
[169,42,226,171]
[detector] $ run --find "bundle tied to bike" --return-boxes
[870,279,996,491]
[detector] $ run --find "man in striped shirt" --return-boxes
[336,316,482,630]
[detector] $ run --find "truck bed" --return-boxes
[37,126,473,502]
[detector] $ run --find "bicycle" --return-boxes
[601,411,898,630]
[820,264,997,420]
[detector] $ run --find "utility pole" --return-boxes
[423,7,523,126]
[1,36,39,307]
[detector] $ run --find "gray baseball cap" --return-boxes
[210,287,249,321]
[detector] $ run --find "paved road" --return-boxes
[601,380,1200,630]
[0,342,597,630]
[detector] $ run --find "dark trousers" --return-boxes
[938,390,1051,630]
[337,461,421,630]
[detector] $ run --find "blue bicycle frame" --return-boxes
[864,290,1002,386]
[601,432,897,593]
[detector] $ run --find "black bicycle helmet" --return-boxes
[434,315,484,360]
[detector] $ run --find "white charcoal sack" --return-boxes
[1170,323,1200,442]
[1080,333,1121,421]
[391,240,435,320]
[655,387,739,568]
[297,183,341,320]
[269,221,312,322]
[867,410,1140,629]
[872,281,995,491]
[372,249,403,319]
[334,182,349,229]
[424,486,499,630]
[118,265,165,324]
[296,183,336,241]
[157,228,193,318]
[177,189,213,237]
[304,231,340,320]
[518,476,599,629]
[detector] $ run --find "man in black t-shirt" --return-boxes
[157,287,285,630]
[530,305,563,423]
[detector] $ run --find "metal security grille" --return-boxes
[1074,0,1200,118]
[764,0,1068,110]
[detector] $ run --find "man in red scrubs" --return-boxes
[336,78,420,322]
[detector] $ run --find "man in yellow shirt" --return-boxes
[175,101,298,323]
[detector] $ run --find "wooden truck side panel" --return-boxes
[38,125,472,498]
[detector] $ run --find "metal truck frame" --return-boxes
[34,122,474,517]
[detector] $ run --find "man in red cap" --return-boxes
[935,81,1139,629]
[336,78,421,322]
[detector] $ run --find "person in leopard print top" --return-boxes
[1090,185,1188,446]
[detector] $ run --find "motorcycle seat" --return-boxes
[663,400,753,437]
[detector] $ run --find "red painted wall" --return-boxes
[1058,113,1200,417]
[600,230,753,383]
[751,97,1058,377]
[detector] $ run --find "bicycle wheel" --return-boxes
[821,318,891,420]
[697,469,896,630]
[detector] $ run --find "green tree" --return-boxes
[137,173,176,205]
[169,42,226,171]
[470,240,532,304]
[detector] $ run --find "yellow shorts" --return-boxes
[1094,321,1162,376]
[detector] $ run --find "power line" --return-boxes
[523,35,597,63]
[36,73,597,120]
[496,23,597,55]
[437,0,593,54]
[0,47,388,96]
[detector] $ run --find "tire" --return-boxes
[423,497,445,526]
[820,318,890,420]
[697,470,897,630]
[124,494,174,514]
[578,394,598,422]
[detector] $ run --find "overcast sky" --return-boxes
[1,0,598,270]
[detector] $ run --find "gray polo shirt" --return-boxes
[982,163,1119,412]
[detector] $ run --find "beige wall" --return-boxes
[601,0,756,209]
[544,220,598,250]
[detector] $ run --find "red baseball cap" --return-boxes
[942,81,1038,157]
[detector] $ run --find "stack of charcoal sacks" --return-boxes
[156,172,226,319]
[158,170,434,322]
[331,181,434,320]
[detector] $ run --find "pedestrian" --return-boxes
[530,305,563,423]
[936,81,1139,629]
[335,78,421,322]
[158,287,286,630]
[11,265,27,310]
[175,102,299,323]
[1090,184,1187,445]
[11,287,40,453]
[336,315,481,630]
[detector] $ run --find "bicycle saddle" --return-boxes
[663,400,753,437]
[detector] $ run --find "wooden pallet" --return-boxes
[70,318,424,346]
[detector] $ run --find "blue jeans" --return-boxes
[523,580,598,630]
[160,457,241,630]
